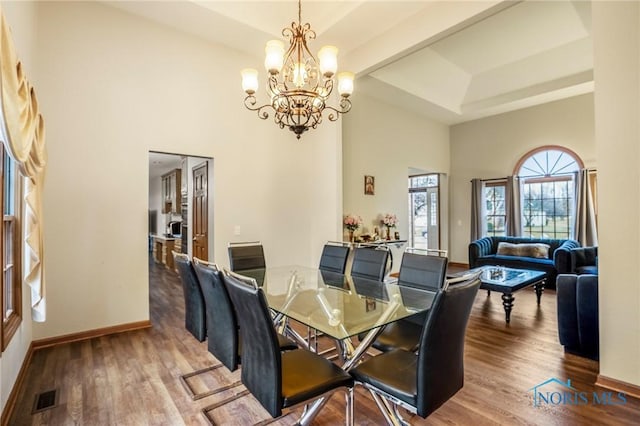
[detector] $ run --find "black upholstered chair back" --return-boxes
[228,242,266,272]
[351,247,389,281]
[398,252,448,292]
[224,272,283,418]
[415,276,480,418]
[193,259,240,371]
[173,253,206,342]
[319,243,350,274]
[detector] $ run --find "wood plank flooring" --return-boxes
[9,259,639,425]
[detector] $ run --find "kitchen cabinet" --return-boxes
[161,169,181,214]
[153,235,179,270]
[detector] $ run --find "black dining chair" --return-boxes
[310,242,350,349]
[349,274,481,424]
[173,252,206,342]
[175,258,243,401]
[193,259,241,372]
[367,250,449,353]
[178,259,296,402]
[351,246,390,281]
[205,271,354,425]
[228,241,266,272]
[319,242,351,274]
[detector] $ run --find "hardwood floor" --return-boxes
[9,259,639,425]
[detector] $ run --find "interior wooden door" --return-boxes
[192,162,208,261]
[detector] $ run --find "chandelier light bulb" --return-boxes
[337,72,354,97]
[241,68,259,94]
[318,46,338,78]
[292,62,307,88]
[264,40,285,75]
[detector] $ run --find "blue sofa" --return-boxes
[468,236,580,288]
[556,274,599,360]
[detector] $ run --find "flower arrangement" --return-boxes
[381,213,398,228]
[343,214,363,232]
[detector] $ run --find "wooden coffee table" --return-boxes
[450,266,546,323]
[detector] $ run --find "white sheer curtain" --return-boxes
[574,169,598,246]
[470,179,484,240]
[0,9,47,321]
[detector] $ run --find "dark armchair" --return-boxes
[557,274,599,360]
[566,246,598,275]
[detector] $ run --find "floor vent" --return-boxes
[32,389,58,414]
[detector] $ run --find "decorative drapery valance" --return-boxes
[0,8,47,321]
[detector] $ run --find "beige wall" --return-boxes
[30,1,342,341]
[593,1,640,387]
[0,0,38,412]
[449,94,596,263]
[342,93,450,267]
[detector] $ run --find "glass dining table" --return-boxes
[239,265,437,370]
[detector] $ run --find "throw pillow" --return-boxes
[496,242,520,256]
[496,242,550,259]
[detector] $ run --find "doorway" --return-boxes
[408,173,440,251]
[148,151,213,266]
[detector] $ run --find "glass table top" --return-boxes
[451,266,546,288]
[239,265,437,341]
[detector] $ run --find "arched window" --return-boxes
[515,146,583,239]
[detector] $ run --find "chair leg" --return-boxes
[367,389,412,426]
[202,389,296,426]
[345,387,354,426]
[201,389,251,425]
[392,403,411,426]
[179,364,242,401]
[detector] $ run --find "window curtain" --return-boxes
[574,169,598,246]
[0,10,47,321]
[470,178,484,240]
[505,176,521,236]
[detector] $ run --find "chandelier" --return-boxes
[241,0,354,139]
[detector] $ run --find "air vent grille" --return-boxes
[32,389,58,414]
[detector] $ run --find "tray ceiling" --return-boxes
[105,0,593,124]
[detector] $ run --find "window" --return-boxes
[515,147,582,239]
[484,182,506,237]
[408,174,439,250]
[1,145,21,351]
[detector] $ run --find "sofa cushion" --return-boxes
[496,242,550,259]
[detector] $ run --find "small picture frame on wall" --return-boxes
[364,175,375,195]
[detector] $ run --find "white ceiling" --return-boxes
[149,152,182,179]
[106,0,593,125]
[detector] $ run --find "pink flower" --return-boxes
[343,214,363,231]
[381,213,398,228]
